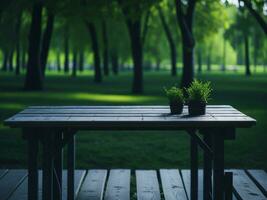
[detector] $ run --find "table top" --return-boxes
[4,105,256,130]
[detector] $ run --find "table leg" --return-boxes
[67,133,75,200]
[213,134,224,200]
[26,131,39,200]
[203,133,212,200]
[190,134,198,200]
[53,131,63,200]
[43,132,54,200]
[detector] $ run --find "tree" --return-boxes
[174,0,197,88]
[102,20,109,76]
[63,24,69,73]
[40,10,55,75]
[24,0,43,90]
[15,12,22,75]
[85,21,102,82]
[225,6,253,76]
[241,0,267,35]
[157,5,177,76]
[72,49,77,77]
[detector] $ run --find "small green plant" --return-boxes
[164,86,184,103]
[186,79,212,103]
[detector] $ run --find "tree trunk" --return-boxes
[111,51,119,75]
[197,47,202,73]
[15,13,22,75]
[8,50,14,71]
[64,25,69,73]
[253,32,259,73]
[207,44,212,72]
[158,6,177,76]
[2,50,8,71]
[221,37,226,71]
[244,34,251,76]
[22,48,26,70]
[175,0,196,88]
[24,1,43,90]
[79,50,84,72]
[181,39,194,87]
[86,21,102,83]
[40,12,54,76]
[15,47,20,75]
[127,19,143,93]
[102,21,109,76]
[56,52,61,72]
[156,57,161,71]
[72,49,77,77]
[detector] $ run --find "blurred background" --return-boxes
[0,0,266,169]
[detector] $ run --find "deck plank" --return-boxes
[136,170,161,200]
[104,169,131,200]
[246,170,267,197]
[62,170,86,199]
[230,170,266,200]
[0,169,27,200]
[8,171,43,200]
[8,170,85,200]
[0,169,8,179]
[77,169,107,200]
[160,169,187,200]
[181,169,203,200]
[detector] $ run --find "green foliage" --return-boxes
[186,79,212,103]
[164,86,184,103]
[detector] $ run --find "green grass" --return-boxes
[0,71,267,169]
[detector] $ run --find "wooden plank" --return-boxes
[246,170,267,197]
[0,169,27,200]
[136,170,160,200]
[4,119,256,129]
[230,170,266,200]
[12,112,248,119]
[9,171,43,200]
[77,170,107,200]
[8,170,85,200]
[181,170,203,200]
[104,169,130,200]
[19,107,238,114]
[62,170,86,199]
[0,169,8,179]
[29,105,232,109]
[160,169,187,200]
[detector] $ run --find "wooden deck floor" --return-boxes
[0,169,266,200]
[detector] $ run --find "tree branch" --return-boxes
[141,10,150,45]
[174,0,195,47]
[242,0,267,35]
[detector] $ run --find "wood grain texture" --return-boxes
[230,170,266,200]
[136,170,160,200]
[77,169,107,200]
[104,169,131,200]
[160,169,187,200]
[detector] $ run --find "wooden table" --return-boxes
[4,105,256,200]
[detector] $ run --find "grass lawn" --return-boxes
[0,71,266,169]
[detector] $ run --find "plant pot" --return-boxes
[169,102,183,114]
[188,101,206,116]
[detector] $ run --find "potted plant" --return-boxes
[186,79,212,116]
[164,86,185,114]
